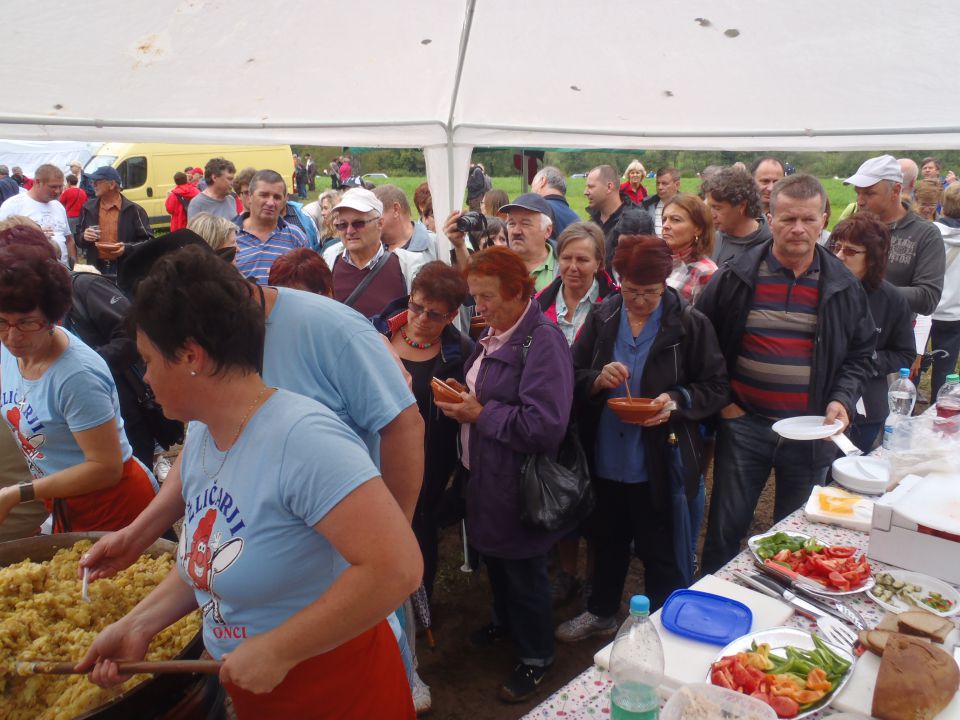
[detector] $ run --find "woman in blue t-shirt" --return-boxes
[80,245,421,720]
[0,227,156,532]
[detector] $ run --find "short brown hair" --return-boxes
[482,189,510,216]
[233,166,257,194]
[373,185,411,216]
[829,213,890,291]
[33,164,64,185]
[0,233,71,321]
[942,182,960,219]
[663,193,715,259]
[204,157,236,184]
[410,261,468,313]
[466,246,535,301]
[413,183,432,216]
[612,234,673,286]
[268,248,333,296]
[769,174,827,214]
[913,178,943,210]
[556,222,605,268]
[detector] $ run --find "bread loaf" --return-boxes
[871,633,959,720]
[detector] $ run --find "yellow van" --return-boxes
[83,143,294,230]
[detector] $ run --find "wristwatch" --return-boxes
[18,482,35,502]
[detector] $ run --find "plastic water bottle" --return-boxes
[882,368,917,452]
[608,595,663,719]
[935,373,960,434]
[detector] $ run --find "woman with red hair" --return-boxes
[556,234,728,642]
[268,248,334,296]
[436,246,573,704]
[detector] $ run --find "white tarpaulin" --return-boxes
[2,0,959,251]
[0,141,101,177]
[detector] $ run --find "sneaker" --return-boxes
[499,663,550,703]
[411,670,431,716]
[153,454,173,483]
[551,571,581,607]
[469,622,509,648]
[555,611,617,643]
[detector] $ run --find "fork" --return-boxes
[816,616,859,650]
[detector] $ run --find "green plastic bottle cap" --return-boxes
[947,374,959,383]
[629,595,650,615]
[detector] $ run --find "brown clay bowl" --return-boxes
[607,397,665,424]
[431,378,465,404]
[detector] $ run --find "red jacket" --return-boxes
[59,187,88,217]
[619,180,648,205]
[164,183,201,231]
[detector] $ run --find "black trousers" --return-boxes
[484,553,554,667]
[586,477,685,616]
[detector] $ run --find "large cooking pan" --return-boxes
[0,531,222,720]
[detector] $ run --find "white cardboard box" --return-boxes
[868,473,960,585]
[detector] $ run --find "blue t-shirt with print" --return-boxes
[263,287,415,462]
[177,389,379,658]
[0,329,133,479]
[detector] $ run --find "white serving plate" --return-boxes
[706,627,856,719]
[772,416,844,441]
[748,529,875,597]
[866,568,960,617]
[831,456,890,495]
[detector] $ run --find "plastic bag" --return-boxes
[519,426,594,532]
[880,408,960,488]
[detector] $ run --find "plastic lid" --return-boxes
[947,374,959,383]
[629,595,650,615]
[660,590,753,646]
[899,368,910,377]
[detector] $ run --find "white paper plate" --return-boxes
[772,416,844,441]
[831,456,890,495]
[866,568,960,617]
[707,627,855,719]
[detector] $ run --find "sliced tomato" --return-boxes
[711,667,736,690]
[768,695,800,718]
[828,570,850,591]
[750,690,771,704]
[823,545,856,558]
[731,661,762,694]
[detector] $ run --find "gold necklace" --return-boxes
[200,386,272,480]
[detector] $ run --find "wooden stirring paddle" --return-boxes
[17,659,222,675]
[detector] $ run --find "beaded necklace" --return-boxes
[399,324,440,350]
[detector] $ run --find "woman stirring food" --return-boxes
[79,245,421,718]
[0,231,156,532]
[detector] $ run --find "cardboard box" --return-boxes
[868,473,960,585]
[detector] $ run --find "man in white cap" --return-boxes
[328,187,408,317]
[845,154,944,315]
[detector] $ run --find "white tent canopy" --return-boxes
[3,0,959,248]
[0,141,101,177]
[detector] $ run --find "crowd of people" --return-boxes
[0,149,957,716]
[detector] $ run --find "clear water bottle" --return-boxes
[935,373,960,434]
[882,368,917,452]
[608,595,663,720]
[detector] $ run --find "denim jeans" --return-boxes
[484,554,553,667]
[931,319,960,400]
[702,413,830,574]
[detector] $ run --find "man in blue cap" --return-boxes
[76,166,153,278]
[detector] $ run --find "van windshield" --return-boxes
[84,156,117,173]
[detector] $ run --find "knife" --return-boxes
[733,570,831,623]
[830,432,863,457]
[753,562,867,630]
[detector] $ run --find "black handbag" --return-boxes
[123,365,185,449]
[516,331,595,532]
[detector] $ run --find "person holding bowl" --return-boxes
[556,234,727,642]
[79,246,421,718]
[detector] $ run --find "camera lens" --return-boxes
[456,212,488,233]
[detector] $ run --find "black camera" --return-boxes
[456,211,487,233]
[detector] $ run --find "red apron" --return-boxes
[49,457,156,532]
[225,619,414,720]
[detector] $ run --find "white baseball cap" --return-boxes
[333,188,383,215]
[844,155,903,187]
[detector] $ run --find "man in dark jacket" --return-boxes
[585,164,632,268]
[532,166,580,239]
[697,175,876,574]
[76,166,153,278]
[641,166,682,237]
[0,166,19,203]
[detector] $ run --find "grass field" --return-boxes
[309,175,858,230]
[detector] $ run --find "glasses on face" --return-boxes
[0,318,48,333]
[334,218,378,232]
[621,286,665,301]
[408,301,450,323]
[833,243,867,257]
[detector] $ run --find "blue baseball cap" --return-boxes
[87,166,122,185]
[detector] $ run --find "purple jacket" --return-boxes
[464,302,574,558]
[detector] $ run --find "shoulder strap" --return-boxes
[518,319,561,366]
[343,251,392,308]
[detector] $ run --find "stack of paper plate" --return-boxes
[831,456,889,495]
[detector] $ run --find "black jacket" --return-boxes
[694,240,876,421]
[76,195,154,275]
[861,280,916,422]
[571,289,729,509]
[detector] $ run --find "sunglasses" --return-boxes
[334,218,378,232]
[833,243,867,257]
[408,301,451,323]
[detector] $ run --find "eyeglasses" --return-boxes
[833,243,867,257]
[408,301,451,323]
[334,218,379,232]
[621,287,665,301]
[0,318,48,333]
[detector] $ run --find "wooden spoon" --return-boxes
[17,659,222,675]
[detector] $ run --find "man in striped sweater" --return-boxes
[697,174,876,573]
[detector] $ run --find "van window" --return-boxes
[117,156,147,189]
[84,156,117,173]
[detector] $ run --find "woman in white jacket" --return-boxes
[932,182,960,398]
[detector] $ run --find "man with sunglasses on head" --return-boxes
[233,169,308,284]
[697,174,876,575]
[329,188,408,317]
